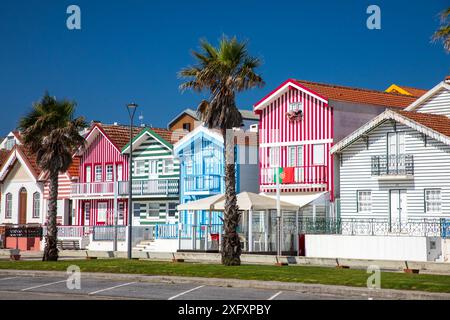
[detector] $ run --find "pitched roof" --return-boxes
[168,108,258,128]
[17,144,41,176]
[67,157,80,178]
[0,149,12,171]
[331,109,450,154]
[99,124,143,150]
[394,110,450,139]
[385,84,428,97]
[295,80,418,108]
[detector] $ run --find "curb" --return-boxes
[0,269,449,300]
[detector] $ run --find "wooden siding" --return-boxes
[415,88,450,117]
[258,86,334,197]
[43,173,72,200]
[131,131,180,224]
[339,121,450,220]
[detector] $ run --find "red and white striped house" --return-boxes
[71,123,141,226]
[254,79,420,217]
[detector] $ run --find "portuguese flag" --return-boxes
[273,167,295,184]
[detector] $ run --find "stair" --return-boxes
[133,240,156,252]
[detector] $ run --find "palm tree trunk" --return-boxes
[43,171,59,261]
[221,129,241,266]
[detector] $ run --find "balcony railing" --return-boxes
[260,165,327,186]
[71,182,115,196]
[183,174,222,193]
[371,154,414,176]
[118,179,179,197]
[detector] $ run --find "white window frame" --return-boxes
[94,165,102,182]
[5,193,12,219]
[147,203,160,219]
[32,192,40,218]
[135,160,146,175]
[163,159,174,174]
[167,202,177,217]
[97,202,107,223]
[357,191,372,213]
[425,189,441,213]
[105,164,113,181]
[116,164,123,181]
[313,144,325,165]
[185,159,193,175]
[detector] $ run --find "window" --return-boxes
[116,164,123,181]
[288,101,303,113]
[84,203,90,225]
[135,160,146,175]
[148,160,158,176]
[5,136,15,150]
[425,189,441,213]
[357,191,372,213]
[185,159,193,175]
[5,193,12,219]
[182,123,191,131]
[148,203,160,218]
[85,165,92,182]
[106,165,113,181]
[94,165,102,182]
[313,144,325,165]
[168,202,177,217]
[288,147,296,167]
[163,159,174,174]
[32,192,40,218]
[387,132,405,156]
[269,147,279,167]
[97,203,107,223]
[133,203,141,218]
[118,202,124,220]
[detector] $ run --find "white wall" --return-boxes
[0,162,45,224]
[305,234,432,261]
[339,121,450,220]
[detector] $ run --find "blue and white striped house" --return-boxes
[173,125,259,229]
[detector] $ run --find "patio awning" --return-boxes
[176,194,225,211]
[214,192,299,211]
[261,191,328,208]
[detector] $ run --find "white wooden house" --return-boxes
[331,77,450,236]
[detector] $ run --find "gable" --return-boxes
[173,126,223,155]
[5,160,33,182]
[411,87,450,117]
[133,134,174,158]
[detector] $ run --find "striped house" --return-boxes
[253,79,420,218]
[71,123,141,226]
[121,127,180,226]
[331,77,450,231]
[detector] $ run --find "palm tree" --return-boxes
[19,93,86,261]
[432,7,450,53]
[179,36,264,266]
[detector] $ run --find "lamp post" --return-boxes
[126,103,138,259]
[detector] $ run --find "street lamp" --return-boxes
[126,103,138,259]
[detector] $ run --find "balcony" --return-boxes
[371,154,414,179]
[183,174,222,194]
[118,179,179,197]
[260,165,328,187]
[71,182,115,197]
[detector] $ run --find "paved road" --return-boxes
[0,274,354,300]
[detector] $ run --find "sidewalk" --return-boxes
[0,269,449,300]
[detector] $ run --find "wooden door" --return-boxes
[19,188,27,225]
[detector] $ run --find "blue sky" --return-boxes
[0,0,448,136]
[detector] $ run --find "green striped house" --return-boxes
[122,127,179,225]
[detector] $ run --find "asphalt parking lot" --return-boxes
[0,274,352,300]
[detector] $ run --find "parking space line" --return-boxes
[168,285,205,300]
[268,291,283,300]
[22,280,67,291]
[88,282,137,295]
[0,277,18,282]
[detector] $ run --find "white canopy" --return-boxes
[176,194,225,211]
[261,191,328,208]
[195,191,300,211]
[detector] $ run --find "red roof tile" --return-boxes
[67,157,80,178]
[296,80,418,108]
[395,86,428,97]
[394,110,450,139]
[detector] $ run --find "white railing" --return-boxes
[261,165,327,186]
[156,224,178,239]
[71,182,116,196]
[118,179,179,196]
[42,225,92,238]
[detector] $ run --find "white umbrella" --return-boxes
[176,193,225,211]
[214,191,299,211]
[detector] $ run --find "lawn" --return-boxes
[0,259,449,293]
